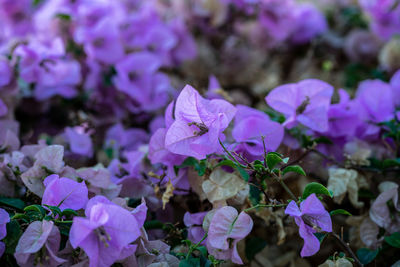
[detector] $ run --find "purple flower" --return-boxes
[34,59,81,101]
[165,85,236,159]
[148,128,185,167]
[206,206,253,264]
[184,211,207,244]
[70,196,141,267]
[113,51,170,112]
[42,174,88,211]
[290,3,327,44]
[232,105,284,157]
[285,193,332,257]
[64,127,93,157]
[359,0,400,40]
[266,79,334,132]
[0,58,12,87]
[390,69,400,107]
[0,99,7,117]
[0,208,9,257]
[81,18,124,64]
[14,220,66,266]
[326,89,360,138]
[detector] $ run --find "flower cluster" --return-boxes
[0,0,399,267]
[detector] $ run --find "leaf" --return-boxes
[55,13,71,21]
[356,248,379,265]
[282,165,306,176]
[314,232,327,243]
[330,209,352,216]
[382,158,400,168]
[43,205,62,216]
[0,197,25,210]
[61,209,78,217]
[302,182,332,199]
[245,237,267,260]
[266,152,282,170]
[176,157,207,176]
[215,159,249,181]
[24,205,46,218]
[4,220,22,254]
[179,258,200,267]
[195,246,207,257]
[384,232,400,248]
[249,185,261,206]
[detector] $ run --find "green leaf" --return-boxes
[179,258,200,267]
[302,182,332,199]
[176,157,207,176]
[62,209,78,217]
[330,209,352,216]
[356,248,379,265]
[215,159,249,181]
[282,165,306,176]
[4,220,22,254]
[314,233,327,243]
[245,237,267,260]
[0,197,25,210]
[195,246,207,257]
[382,158,400,168]
[236,166,249,182]
[249,185,261,206]
[24,205,46,218]
[266,152,282,170]
[384,232,400,248]
[43,205,62,216]
[55,13,71,21]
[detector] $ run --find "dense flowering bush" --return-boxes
[0,0,399,266]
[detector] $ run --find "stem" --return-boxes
[218,139,245,168]
[186,233,208,259]
[244,203,288,212]
[278,178,297,200]
[330,232,363,267]
[55,220,73,224]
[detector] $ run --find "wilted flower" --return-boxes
[206,206,253,264]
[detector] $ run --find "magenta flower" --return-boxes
[70,196,141,267]
[232,105,284,157]
[0,208,9,257]
[165,85,236,160]
[285,193,332,257]
[266,79,334,132]
[42,174,88,211]
[206,206,253,264]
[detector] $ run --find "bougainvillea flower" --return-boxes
[0,99,7,117]
[266,79,333,132]
[290,3,327,44]
[390,69,400,106]
[64,127,93,157]
[0,208,9,257]
[42,174,88,211]
[326,89,360,138]
[206,206,253,264]
[184,211,208,244]
[70,196,141,267]
[165,85,236,159]
[0,58,11,87]
[14,220,66,267]
[369,182,400,232]
[232,105,284,156]
[285,193,332,257]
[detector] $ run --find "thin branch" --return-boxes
[330,232,363,267]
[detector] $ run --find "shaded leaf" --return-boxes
[303,182,332,199]
[282,165,306,176]
[330,209,352,216]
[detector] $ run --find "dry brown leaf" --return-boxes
[162,180,174,210]
[202,168,247,204]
